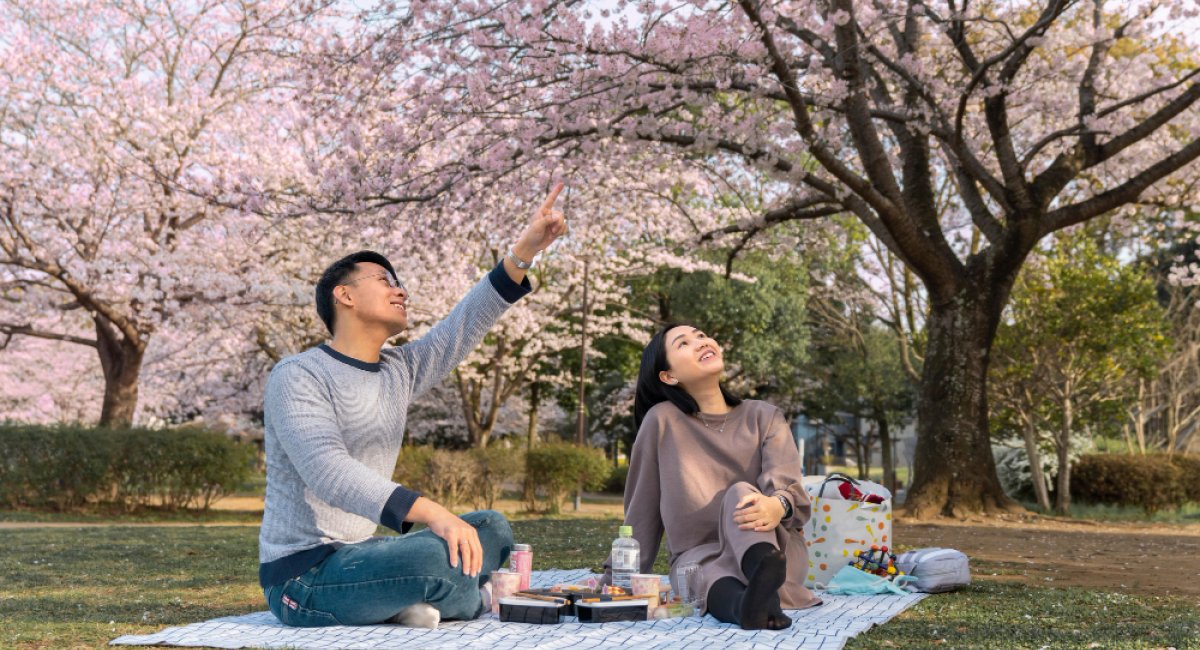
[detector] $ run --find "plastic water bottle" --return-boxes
[611,525,640,590]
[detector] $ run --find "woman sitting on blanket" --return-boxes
[613,323,821,630]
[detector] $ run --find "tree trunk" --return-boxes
[527,381,540,450]
[857,421,871,480]
[524,381,540,506]
[455,373,485,447]
[1022,418,1051,512]
[95,317,145,428]
[904,294,1019,518]
[1054,398,1073,515]
[1167,391,1182,455]
[1133,378,1148,454]
[876,413,895,496]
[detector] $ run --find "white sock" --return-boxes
[387,602,440,629]
[480,581,493,613]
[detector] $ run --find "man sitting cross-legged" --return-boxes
[258,184,567,627]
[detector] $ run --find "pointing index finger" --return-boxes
[539,181,565,214]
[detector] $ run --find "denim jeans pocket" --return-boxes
[267,580,343,627]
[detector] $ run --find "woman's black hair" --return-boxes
[633,322,742,430]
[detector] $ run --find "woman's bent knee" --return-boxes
[724,481,759,504]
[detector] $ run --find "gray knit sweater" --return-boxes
[257,264,529,587]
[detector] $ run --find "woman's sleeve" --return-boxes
[603,413,666,580]
[757,407,812,530]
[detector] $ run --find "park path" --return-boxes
[898,514,1200,599]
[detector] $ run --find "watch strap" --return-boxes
[776,493,793,520]
[507,248,533,270]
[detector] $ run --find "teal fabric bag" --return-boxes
[823,565,916,596]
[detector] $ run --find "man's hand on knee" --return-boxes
[408,497,484,577]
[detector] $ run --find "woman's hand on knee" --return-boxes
[733,492,785,532]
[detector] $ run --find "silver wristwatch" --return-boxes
[507,248,533,270]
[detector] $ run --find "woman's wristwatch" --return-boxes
[776,494,793,520]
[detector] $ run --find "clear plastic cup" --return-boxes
[672,562,702,606]
[490,569,522,614]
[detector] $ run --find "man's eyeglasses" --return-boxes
[343,271,406,292]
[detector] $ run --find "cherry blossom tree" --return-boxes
[369,173,723,449]
[0,0,330,426]
[309,0,1200,516]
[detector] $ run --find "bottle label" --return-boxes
[613,549,639,570]
[511,550,532,590]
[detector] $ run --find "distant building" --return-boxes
[790,412,916,484]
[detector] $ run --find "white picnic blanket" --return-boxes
[110,569,927,650]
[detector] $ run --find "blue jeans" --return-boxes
[264,510,513,626]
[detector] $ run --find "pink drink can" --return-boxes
[511,543,533,590]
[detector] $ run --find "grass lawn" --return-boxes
[0,508,265,524]
[1041,501,1200,525]
[1,521,1197,649]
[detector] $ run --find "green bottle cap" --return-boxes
[619,525,632,537]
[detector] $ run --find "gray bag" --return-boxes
[894,547,971,593]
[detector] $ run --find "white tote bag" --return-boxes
[801,473,894,588]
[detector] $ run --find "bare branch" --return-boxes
[0,322,98,348]
[1097,67,1200,120]
[738,0,962,292]
[1045,137,1200,233]
[734,0,897,216]
[699,200,843,243]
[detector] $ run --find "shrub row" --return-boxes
[394,445,526,511]
[1071,453,1200,514]
[0,423,255,512]
[394,443,614,514]
[526,443,612,514]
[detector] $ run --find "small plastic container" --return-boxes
[574,599,649,623]
[498,597,562,624]
[651,600,699,619]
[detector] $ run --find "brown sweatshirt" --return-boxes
[622,399,820,609]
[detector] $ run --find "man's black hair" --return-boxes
[633,322,741,430]
[314,250,399,335]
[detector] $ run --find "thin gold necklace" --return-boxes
[695,410,730,433]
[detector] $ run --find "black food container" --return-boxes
[498,597,564,624]
[574,599,649,623]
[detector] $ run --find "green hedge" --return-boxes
[470,446,526,510]
[393,445,526,511]
[602,465,629,494]
[1070,454,1191,514]
[395,444,619,513]
[1169,454,1200,503]
[0,423,255,512]
[526,443,610,514]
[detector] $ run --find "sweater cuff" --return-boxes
[380,485,422,534]
[487,261,533,303]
